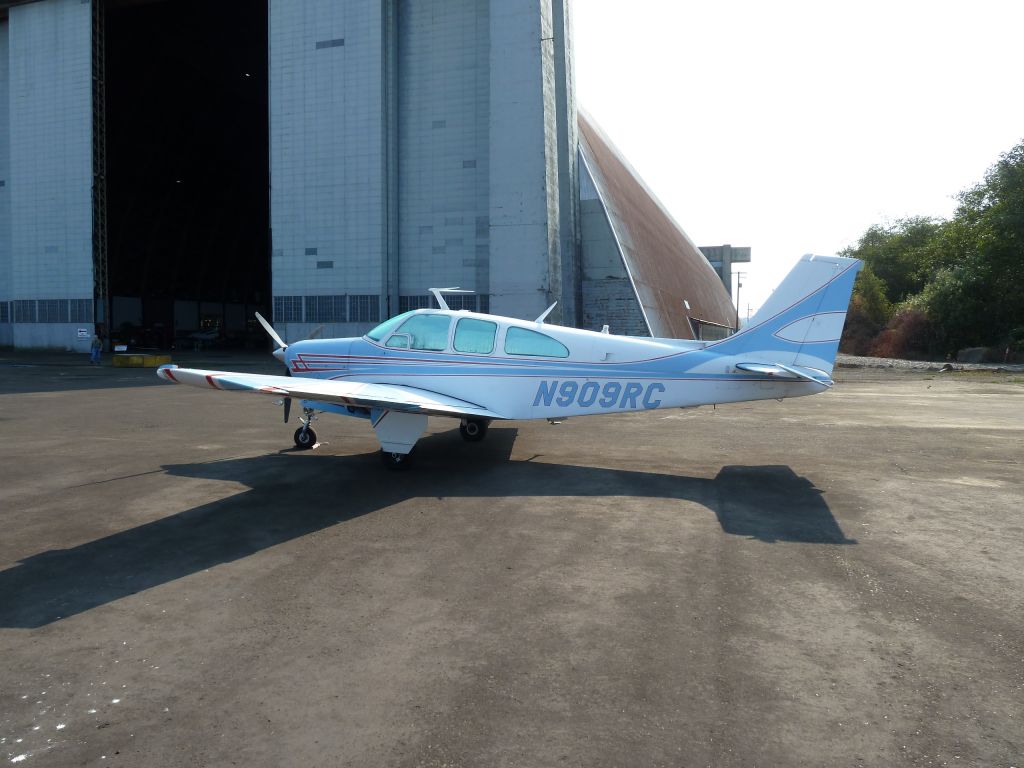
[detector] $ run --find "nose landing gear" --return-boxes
[293,407,318,449]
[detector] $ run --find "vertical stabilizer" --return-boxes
[708,255,861,375]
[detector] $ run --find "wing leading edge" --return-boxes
[157,365,507,420]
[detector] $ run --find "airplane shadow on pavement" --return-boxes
[0,428,854,628]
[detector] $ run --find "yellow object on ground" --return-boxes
[112,353,173,368]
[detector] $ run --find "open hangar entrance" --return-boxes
[104,0,269,350]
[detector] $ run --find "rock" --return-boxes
[957,347,988,363]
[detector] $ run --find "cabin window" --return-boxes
[453,318,497,354]
[504,327,570,358]
[387,314,452,351]
[366,311,414,341]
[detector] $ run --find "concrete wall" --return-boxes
[395,0,489,304]
[268,0,386,340]
[6,0,93,350]
[488,0,568,323]
[269,0,576,334]
[578,155,647,336]
[550,0,579,325]
[0,19,11,346]
[699,244,751,298]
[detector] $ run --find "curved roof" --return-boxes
[578,109,736,339]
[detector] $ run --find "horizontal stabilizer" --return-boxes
[735,362,833,388]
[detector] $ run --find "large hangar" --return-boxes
[0,0,737,352]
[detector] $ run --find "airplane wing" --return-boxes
[157,365,507,420]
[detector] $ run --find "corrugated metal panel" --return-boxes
[578,109,736,339]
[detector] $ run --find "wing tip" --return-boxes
[156,364,179,382]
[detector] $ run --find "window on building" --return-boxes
[386,314,451,351]
[305,295,346,323]
[445,294,476,311]
[0,302,9,324]
[69,299,93,323]
[273,296,303,323]
[399,295,433,313]
[453,318,496,354]
[689,317,734,341]
[504,327,570,358]
[37,299,68,323]
[14,300,36,324]
[349,295,380,323]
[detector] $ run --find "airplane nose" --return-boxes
[272,348,286,363]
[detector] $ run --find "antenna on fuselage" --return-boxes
[428,287,474,311]
[534,301,557,324]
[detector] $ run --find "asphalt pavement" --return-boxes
[1,356,1021,767]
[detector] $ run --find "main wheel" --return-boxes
[380,449,413,470]
[293,426,317,450]
[459,418,488,442]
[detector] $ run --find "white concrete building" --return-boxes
[268,0,578,341]
[0,0,95,350]
[0,0,735,351]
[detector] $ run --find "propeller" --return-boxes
[254,312,329,423]
[255,311,293,423]
[255,311,287,351]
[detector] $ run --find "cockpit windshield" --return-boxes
[366,311,415,341]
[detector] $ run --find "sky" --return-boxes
[572,0,1024,317]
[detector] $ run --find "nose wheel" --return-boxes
[293,407,318,450]
[293,426,317,449]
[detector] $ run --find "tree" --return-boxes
[840,264,892,355]
[842,138,1024,355]
[919,140,1024,349]
[841,217,942,305]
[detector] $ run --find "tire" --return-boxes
[293,426,317,450]
[459,418,488,442]
[380,450,413,470]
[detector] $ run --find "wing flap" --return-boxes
[157,365,506,419]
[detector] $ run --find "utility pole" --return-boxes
[733,271,746,330]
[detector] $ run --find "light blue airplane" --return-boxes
[158,254,861,468]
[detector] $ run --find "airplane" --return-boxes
[157,254,861,468]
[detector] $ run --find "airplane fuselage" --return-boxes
[283,312,825,422]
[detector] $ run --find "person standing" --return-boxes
[90,334,102,366]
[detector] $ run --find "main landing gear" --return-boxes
[293,407,317,450]
[459,418,489,443]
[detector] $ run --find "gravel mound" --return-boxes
[836,353,1024,373]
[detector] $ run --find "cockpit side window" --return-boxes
[503,327,570,358]
[453,318,497,354]
[386,314,452,351]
